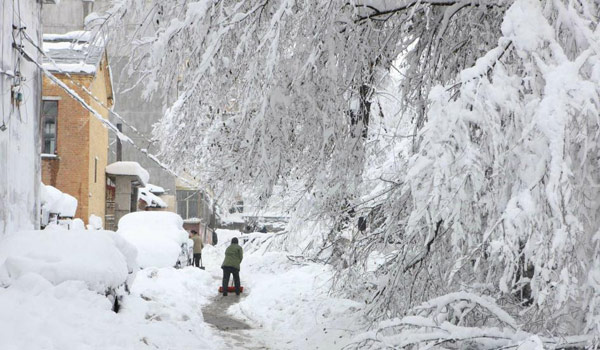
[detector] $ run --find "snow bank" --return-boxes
[0,228,137,293]
[40,183,78,217]
[106,161,150,186]
[0,267,222,350]
[118,212,189,268]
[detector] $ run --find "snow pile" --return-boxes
[0,228,137,293]
[138,187,167,208]
[88,214,103,230]
[0,267,222,350]
[106,161,150,186]
[71,218,85,230]
[40,183,78,217]
[117,212,189,268]
[213,228,243,247]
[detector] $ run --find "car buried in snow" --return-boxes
[117,211,193,269]
[0,228,138,312]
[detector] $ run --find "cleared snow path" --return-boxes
[202,292,270,350]
[203,295,251,331]
[202,236,365,350]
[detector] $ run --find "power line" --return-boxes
[18,29,200,187]
[20,29,152,143]
[17,44,195,187]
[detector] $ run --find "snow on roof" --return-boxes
[43,31,93,42]
[146,183,165,194]
[183,217,202,224]
[106,161,150,186]
[220,212,246,224]
[40,184,78,217]
[42,30,104,75]
[42,62,97,74]
[138,187,167,208]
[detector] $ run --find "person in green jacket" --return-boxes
[221,237,243,296]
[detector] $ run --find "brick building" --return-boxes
[41,31,113,226]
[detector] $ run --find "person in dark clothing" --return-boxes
[221,237,243,296]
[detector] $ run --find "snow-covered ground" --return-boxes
[202,230,365,349]
[0,227,366,350]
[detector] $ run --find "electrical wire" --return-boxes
[18,45,194,187]
[20,30,152,143]
[12,10,197,187]
[0,0,6,129]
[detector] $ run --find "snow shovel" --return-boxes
[218,280,244,293]
[199,255,205,270]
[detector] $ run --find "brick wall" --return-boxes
[87,56,112,226]
[41,64,111,224]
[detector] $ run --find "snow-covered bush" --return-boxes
[0,228,138,310]
[117,211,191,269]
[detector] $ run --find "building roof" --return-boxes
[106,161,150,187]
[42,31,104,74]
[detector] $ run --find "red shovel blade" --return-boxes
[218,286,244,293]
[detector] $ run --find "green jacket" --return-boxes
[222,243,243,270]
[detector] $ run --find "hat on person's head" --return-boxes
[231,237,239,244]
[191,230,198,235]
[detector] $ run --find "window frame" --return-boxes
[41,98,59,155]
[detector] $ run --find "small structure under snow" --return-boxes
[117,211,191,268]
[138,186,168,209]
[40,183,78,227]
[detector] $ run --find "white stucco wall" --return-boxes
[0,0,42,235]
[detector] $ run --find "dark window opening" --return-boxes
[42,100,58,154]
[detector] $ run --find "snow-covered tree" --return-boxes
[96,0,600,346]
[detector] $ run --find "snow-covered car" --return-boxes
[117,211,192,269]
[0,228,138,312]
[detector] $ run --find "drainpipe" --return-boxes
[116,123,122,161]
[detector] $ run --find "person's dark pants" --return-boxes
[222,266,241,296]
[193,254,202,268]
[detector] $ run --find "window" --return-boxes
[177,190,199,219]
[42,100,58,154]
